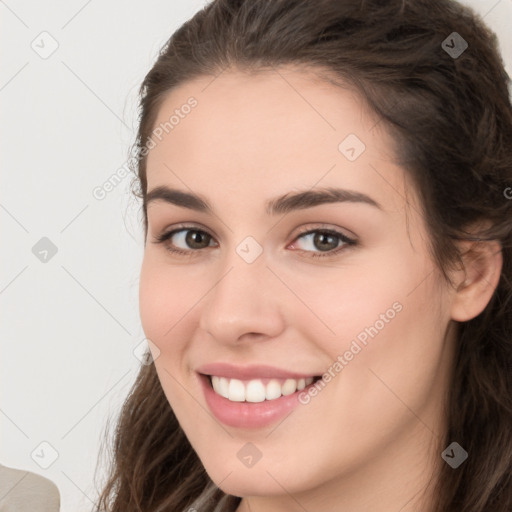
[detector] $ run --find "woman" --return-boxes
[95,0,512,510]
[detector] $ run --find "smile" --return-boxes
[209,375,317,402]
[198,370,322,429]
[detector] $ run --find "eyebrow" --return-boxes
[145,185,382,215]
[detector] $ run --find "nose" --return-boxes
[198,253,286,346]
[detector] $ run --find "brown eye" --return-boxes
[292,229,356,258]
[182,230,212,249]
[154,227,216,255]
[313,232,340,251]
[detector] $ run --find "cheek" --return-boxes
[139,258,202,412]
[139,255,204,348]
[274,256,412,356]
[321,269,449,441]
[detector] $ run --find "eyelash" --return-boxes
[153,224,357,259]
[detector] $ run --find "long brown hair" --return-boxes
[94,0,512,510]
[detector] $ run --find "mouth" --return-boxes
[197,368,324,428]
[202,374,323,403]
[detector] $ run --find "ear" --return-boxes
[449,237,503,322]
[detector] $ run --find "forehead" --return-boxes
[145,67,414,215]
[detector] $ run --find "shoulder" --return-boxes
[0,463,60,512]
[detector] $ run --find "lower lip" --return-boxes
[199,374,315,429]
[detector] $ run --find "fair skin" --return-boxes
[139,66,502,512]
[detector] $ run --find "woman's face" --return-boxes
[139,68,457,505]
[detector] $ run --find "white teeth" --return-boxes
[228,378,245,402]
[210,375,317,402]
[245,380,266,402]
[211,376,230,399]
[218,376,229,397]
[265,379,282,400]
[282,379,297,396]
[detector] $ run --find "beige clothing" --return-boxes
[0,463,60,512]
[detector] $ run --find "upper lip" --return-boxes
[196,362,320,380]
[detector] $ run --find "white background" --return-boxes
[1,1,511,511]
